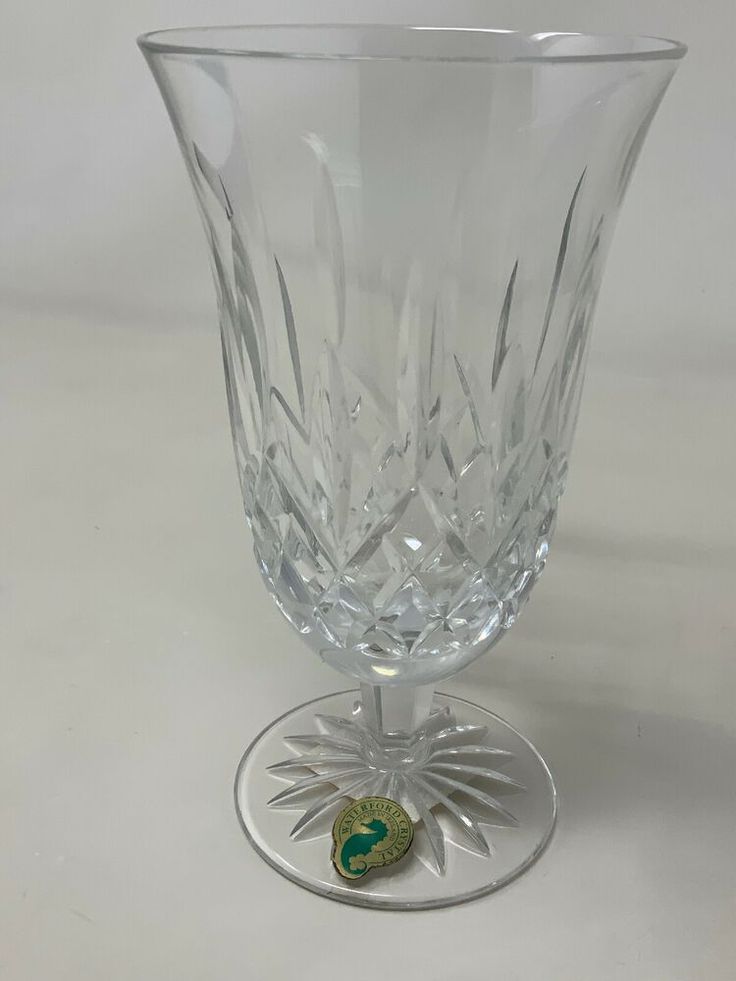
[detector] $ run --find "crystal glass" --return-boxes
[139,25,685,908]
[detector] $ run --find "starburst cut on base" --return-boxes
[266,699,525,875]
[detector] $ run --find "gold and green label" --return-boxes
[331,796,414,880]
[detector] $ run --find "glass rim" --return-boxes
[137,24,687,65]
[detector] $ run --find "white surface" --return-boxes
[2,1,735,979]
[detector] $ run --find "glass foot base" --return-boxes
[234,690,557,909]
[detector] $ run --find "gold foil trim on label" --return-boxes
[331,796,414,880]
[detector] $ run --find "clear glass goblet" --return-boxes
[139,25,684,908]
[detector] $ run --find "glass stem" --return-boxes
[359,683,434,741]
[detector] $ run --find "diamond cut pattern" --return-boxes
[192,141,602,684]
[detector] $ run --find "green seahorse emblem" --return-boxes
[331,796,414,881]
[340,818,389,877]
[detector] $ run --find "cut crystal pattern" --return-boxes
[190,139,605,685]
[267,698,525,875]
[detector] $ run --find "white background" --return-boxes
[2,2,735,979]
